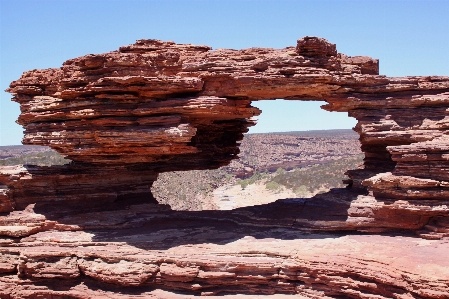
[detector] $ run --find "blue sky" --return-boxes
[1,0,448,145]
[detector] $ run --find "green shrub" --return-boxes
[238,179,249,189]
[237,171,270,189]
[275,167,286,175]
[294,185,309,197]
[265,181,283,192]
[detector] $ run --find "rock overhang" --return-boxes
[2,36,449,234]
[5,37,386,166]
[1,36,449,298]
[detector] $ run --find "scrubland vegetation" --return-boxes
[265,154,363,196]
[152,169,234,210]
[152,154,363,210]
[0,150,70,166]
[236,154,363,196]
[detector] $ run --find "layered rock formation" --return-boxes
[0,164,158,212]
[1,195,449,298]
[1,37,449,298]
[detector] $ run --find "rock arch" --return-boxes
[1,36,449,298]
[3,37,449,217]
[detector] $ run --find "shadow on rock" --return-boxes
[9,188,404,251]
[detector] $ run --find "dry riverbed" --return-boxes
[211,181,299,210]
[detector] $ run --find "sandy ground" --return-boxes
[212,181,299,210]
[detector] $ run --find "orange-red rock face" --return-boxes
[4,36,449,225]
[0,199,448,298]
[1,37,449,298]
[6,37,384,166]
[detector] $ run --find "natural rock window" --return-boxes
[1,36,449,298]
[2,36,449,231]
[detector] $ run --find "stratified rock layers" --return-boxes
[1,37,449,298]
[3,37,449,230]
[1,200,448,298]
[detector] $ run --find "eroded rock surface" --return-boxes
[1,199,449,298]
[1,37,449,297]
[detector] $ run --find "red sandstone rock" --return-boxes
[2,36,449,297]
[0,164,158,212]
[0,200,448,298]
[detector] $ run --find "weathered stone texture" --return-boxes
[1,37,449,297]
[1,201,448,298]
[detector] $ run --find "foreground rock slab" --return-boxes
[1,199,448,298]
